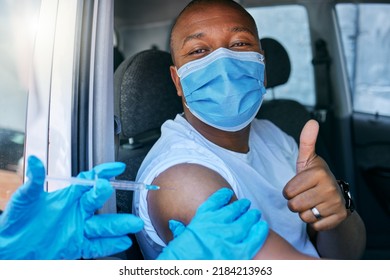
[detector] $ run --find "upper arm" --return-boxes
[253,231,317,259]
[148,163,233,243]
[148,162,318,259]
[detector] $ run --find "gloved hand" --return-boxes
[157,188,269,260]
[0,155,144,260]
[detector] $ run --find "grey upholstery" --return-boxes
[258,99,312,144]
[261,37,291,89]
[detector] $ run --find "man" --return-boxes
[133,0,366,259]
[0,155,268,260]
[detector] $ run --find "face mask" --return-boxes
[177,47,266,132]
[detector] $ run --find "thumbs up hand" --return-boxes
[283,120,348,232]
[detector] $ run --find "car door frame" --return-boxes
[24,0,117,213]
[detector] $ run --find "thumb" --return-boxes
[18,155,46,200]
[168,220,186,238]
[296,119,319,173]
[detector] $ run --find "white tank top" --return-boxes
[133,114,319,259]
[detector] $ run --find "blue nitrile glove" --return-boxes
[157,188,269,260]
[0,155,144,260]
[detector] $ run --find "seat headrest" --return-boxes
[114,49,182,139]
[260,37,291,88]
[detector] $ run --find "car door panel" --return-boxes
[353,113,390,258]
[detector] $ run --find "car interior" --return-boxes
[112,0,390,260]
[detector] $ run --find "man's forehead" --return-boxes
[173,4,257,39]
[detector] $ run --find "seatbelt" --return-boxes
[311,38,332,123]
[311,39,336,171]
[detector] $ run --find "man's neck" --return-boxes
[183,111,250,153]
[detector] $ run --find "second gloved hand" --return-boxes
[0,156,144,260]
[157,188,269,260]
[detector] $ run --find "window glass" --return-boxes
[0,0,41,210]
[336,3,390,116]
[247,5,315,106]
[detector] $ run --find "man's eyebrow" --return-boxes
[182,32,205,48]
[180,26,256,49]
[230,26,256,36]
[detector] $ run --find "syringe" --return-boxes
[45,176,160,191]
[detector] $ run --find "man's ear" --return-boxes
[170,65,183,97]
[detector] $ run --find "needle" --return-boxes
[45,176,160,191]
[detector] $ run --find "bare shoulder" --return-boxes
[147,163,233,243]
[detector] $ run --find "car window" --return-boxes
[247,5,315,106]
[0,0,41,210]
[336,3,390,117]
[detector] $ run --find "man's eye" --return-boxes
[231,42,249,47]
[188,49,207,55]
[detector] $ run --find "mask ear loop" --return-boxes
[175,66,190,109]
[175,66,181,78]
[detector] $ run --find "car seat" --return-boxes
[113,49,182,259]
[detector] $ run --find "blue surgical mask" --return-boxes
[177,47,266,132]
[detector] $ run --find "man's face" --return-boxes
[171,3,262,69]
[169,2,266,125]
